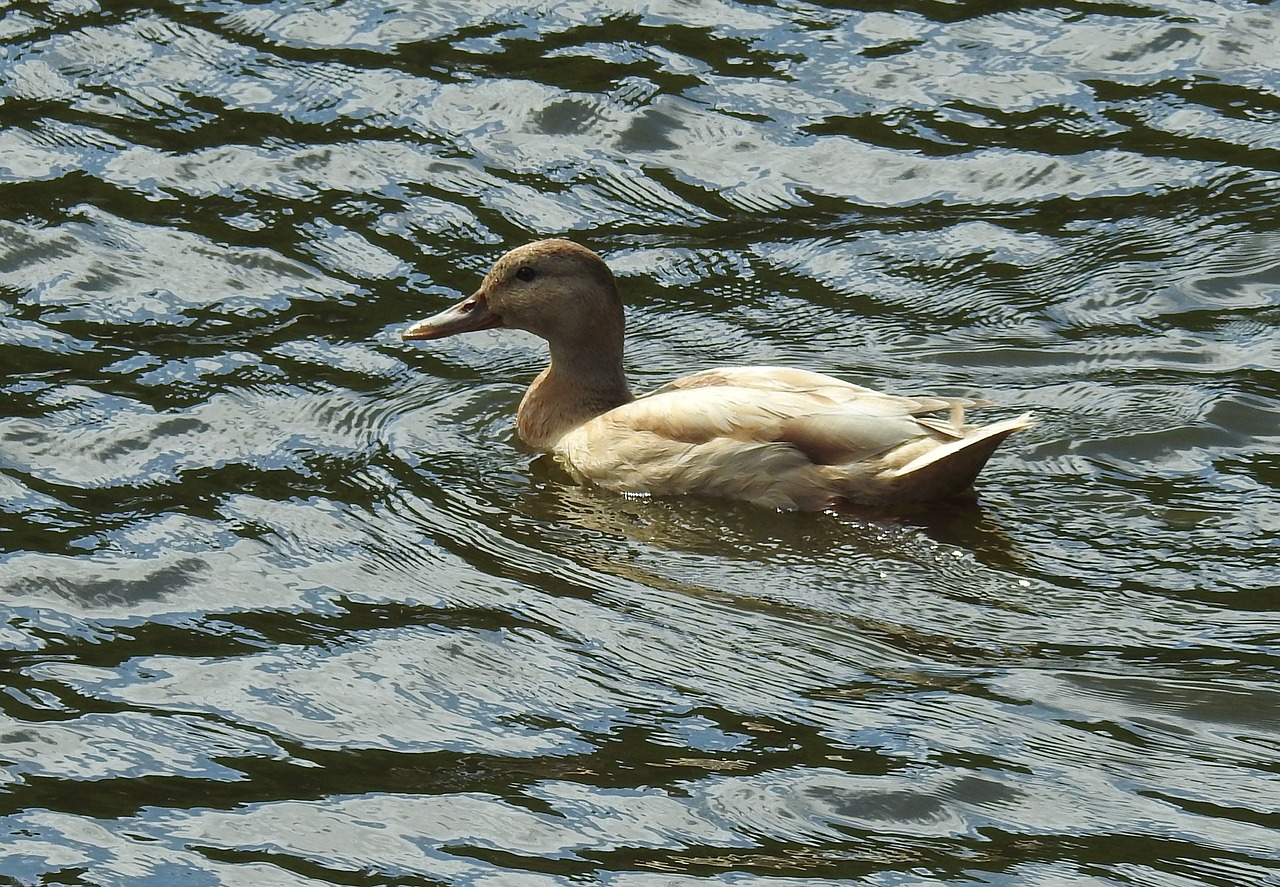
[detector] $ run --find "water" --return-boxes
[1,0,1278,884]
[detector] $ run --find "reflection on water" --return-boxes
[1,0,1278,885]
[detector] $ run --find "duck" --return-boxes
[402,239,1033,511]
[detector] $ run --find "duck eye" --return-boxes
[515,266,537,282]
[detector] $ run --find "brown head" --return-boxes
[402,240,625,354]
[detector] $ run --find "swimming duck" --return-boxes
[403,239,1032,511]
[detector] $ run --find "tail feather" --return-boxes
[887,413,1034,500]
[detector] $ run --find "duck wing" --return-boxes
[656,365,988,419]
[655,366,882,397]
[561,381,944,475]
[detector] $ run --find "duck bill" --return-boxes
[402,291,503,341]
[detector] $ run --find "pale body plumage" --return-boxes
[403,239,1032,511]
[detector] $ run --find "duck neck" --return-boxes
[517,339,632,450]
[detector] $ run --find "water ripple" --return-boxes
[1,1,1278,885]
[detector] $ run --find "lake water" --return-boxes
[1,1,1278,885]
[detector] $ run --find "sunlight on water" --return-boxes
[1,0,1278,885]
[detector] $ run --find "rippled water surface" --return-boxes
[2,0,1278,884]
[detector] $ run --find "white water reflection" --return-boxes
[1,0,1278,886]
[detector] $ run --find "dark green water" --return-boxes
[1,1,1278,884]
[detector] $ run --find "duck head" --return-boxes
[402,239,624,349]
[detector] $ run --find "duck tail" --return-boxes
[887,413,1034,500]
